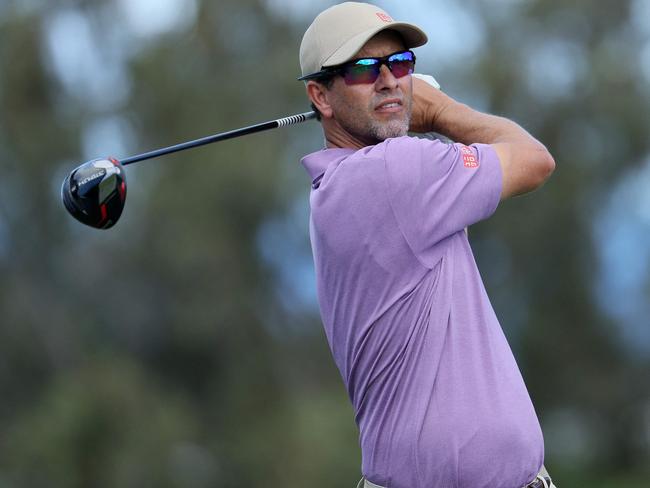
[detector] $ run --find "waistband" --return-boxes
[357,465,556,488]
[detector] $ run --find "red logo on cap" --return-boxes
[376,12,393,23]
[461,145,479,168]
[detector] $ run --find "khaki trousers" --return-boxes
[356,465,558,488]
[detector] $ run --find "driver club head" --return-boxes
[61,157,127,229]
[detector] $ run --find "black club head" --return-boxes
[61,157,127,229]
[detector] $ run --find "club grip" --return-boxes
[275,111,317,127]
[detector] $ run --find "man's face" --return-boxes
[325,31,413,145]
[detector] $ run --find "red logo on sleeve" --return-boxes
[461,145,479,168]
[376,12,393,22]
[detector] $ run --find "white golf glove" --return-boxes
[412,73,441,90]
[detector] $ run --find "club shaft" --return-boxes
[121,111,317,166]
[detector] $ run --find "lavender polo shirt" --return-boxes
[301,137,544,488]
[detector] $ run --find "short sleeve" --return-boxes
[383,137,502,267]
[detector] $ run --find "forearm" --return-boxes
[411,81,543,149]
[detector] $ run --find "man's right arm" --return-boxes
[409,77,556,200]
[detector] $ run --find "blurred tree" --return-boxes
[0,0,648,486]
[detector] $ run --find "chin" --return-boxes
[370,119,409,141]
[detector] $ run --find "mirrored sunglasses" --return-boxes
[299,50,416,85]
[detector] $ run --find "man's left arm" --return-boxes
[409,77,555,200]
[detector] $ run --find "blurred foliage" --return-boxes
[0,0,648,486]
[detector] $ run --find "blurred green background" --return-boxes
[1,0,649,486]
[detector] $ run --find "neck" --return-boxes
[322,119,376,150]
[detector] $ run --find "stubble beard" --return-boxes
[367,113,410,141]
[341,97,413,144]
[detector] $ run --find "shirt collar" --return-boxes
[301,148,356,188]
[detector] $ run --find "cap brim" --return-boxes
[321,23,428,68]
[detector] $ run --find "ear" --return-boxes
[306,81,334,119]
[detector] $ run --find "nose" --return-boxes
[375,64,399,90]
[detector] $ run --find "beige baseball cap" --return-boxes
[299,2,428,79]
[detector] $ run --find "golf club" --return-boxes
[61,111,317,229]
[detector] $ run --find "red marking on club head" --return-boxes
[100,204,107,221]
[461,145,479,168]
[376,12,393,23]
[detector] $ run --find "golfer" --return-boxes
[299,3,556,488]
